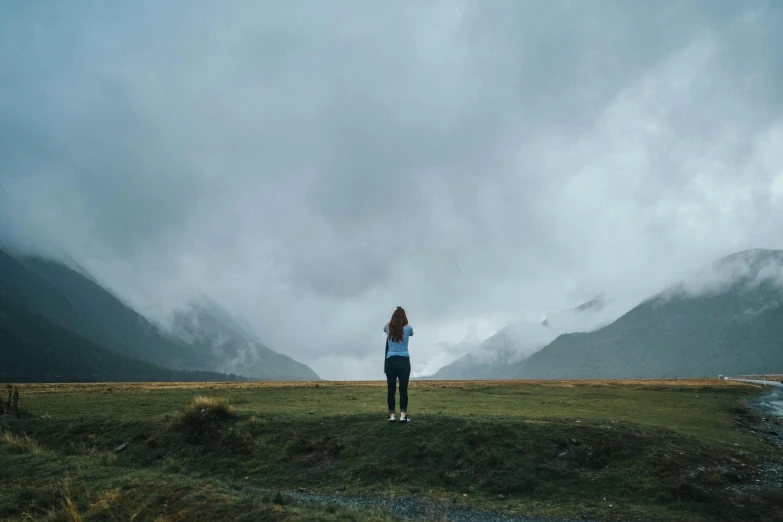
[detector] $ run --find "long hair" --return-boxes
[388,306,408,343]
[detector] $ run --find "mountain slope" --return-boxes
[1,251,209,370]
[170,298,320,381]
[0,248,318,381]
[0,294,241,383]
[513,249,783,379]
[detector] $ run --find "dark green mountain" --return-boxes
[7,252,209,370]
[514,249,783,379]
[0,248,319,381]
[0,294,241,383]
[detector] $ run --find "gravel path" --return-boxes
[731,379,783,491]
[739,380,783,418]
[252,487,594,522]
[735,379,783,451]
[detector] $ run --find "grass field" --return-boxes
[1,379,781,521]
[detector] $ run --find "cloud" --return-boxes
[1,1,783,379]
[660,249,783,300]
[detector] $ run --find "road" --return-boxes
[729,378,783,417]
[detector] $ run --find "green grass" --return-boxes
[1,380,781,521]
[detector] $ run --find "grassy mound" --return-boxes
[164,413,781,518]
[171,396,237,443]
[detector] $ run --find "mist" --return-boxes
[2,1,783,379]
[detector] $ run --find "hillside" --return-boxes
[0,251,209,370]
[514,249,783,379]
[0,248,319,381]
[0,294,241,383]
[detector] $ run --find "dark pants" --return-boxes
[385,355,411,413]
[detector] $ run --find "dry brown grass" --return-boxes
[63,494,82,522]
[89,487,121,512]
[171,396,238,443]
[187,395,237,413]
[9,377,749,397]
[0,430,45,454]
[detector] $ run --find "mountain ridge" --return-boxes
[0,293,243,383]
[511,248,783,379]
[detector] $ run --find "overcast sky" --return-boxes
[2,1,783,379]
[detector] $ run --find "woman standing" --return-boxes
[384,306,413,423]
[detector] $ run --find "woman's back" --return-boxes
[384,306,413,423]
[384,324,413,358]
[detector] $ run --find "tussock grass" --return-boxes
[171,396,237,443]
[87,487,120,513]
[62,494,82,522]
[182,395,237,419]
[0,430,44,454]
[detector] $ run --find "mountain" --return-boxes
[1,250,210,370]
[513,249,783,379]
[427,295,615,379]
[0,248,319,381]
[0,294,241,383]
[169,298,320,381]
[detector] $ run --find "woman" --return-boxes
[384,306,413,423]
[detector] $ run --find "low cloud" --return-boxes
[664,249,783,300]
[1,1,783,379]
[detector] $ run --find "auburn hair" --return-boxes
[388,306,408,343]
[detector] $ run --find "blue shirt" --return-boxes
[384,324,413,358]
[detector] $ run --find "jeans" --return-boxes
[385,355,410,413]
